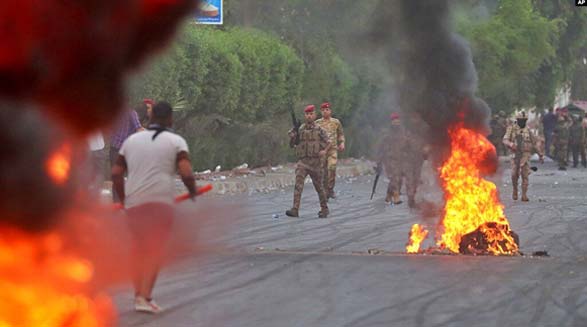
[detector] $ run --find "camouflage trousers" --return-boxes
[322,150,337,196]
[570,143,586,167]
[293,159,328,211]
[555,143,568,168]
[384,161,402,198]
[403,159,424,199]
[511,156,530,189]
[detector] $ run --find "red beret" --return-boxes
[143,98,154,105]
[304,105,315,113]
[390,112,400,120]
[320,102,330,109]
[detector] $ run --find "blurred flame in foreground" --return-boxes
[0,228,114,327]
[46,143,72,185]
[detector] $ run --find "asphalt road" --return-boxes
[115,160,587,327]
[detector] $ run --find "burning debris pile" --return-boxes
[405,123,520,255]
[459,222,519,255]
[0,0,196,325]
[405,124,520,255]
[439,125,519,255]
[369,1,521,255]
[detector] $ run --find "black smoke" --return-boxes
[0,102,75,232]
[370,0,492,161]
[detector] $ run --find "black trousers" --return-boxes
[110,146,121,202]
[570,144,586,167]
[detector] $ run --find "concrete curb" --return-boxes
[103,160,375,196]
[205,160,374,195]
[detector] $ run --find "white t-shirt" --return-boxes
[119,130,189,209]
[88,132,105,151]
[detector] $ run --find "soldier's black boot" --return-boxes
[286,208,299,217]
[512,185,518,201]
[318,208,329,218]
[521,185,529,202]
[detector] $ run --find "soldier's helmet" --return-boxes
[515,111,527,120]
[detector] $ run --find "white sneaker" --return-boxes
[148,299,164,313]
[134,296,157,314]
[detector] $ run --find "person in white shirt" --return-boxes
[87,132,105,195]
[111,101,196,313]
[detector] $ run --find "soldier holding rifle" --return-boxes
[286,105,331,218]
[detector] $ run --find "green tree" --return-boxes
[460,0,560,113]
[129,25,306,169]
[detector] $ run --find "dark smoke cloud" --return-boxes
[0,102,75,231]
[0,1,198,231]
[370,0,492,158]
[0,0,197,134]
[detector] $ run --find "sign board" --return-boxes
[196,0,223,25]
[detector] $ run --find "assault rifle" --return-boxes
[289,107,301,147]
[370,162,383,200]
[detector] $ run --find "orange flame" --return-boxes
[406,224,429,254]
[46,144,72,185]
[436,124,518,255]
[0,228,114,326]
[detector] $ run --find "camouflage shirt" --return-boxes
[490,117,507,139]
[294,122,330,160]
[378,125,407,164]
[316,118,345,148]
[503,124,541,157]
[569,121,585,146]
[554,118,571,144]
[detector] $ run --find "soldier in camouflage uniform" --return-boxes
[553,108,571,171]
[489,111,508,156]
[503,111,544,202]
[286,105,331,218]
[316,102,345,199]
[378,112,406,205]
[569,114,586,168]
[403,114,429,208]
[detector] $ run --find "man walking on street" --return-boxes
[286,105,331,218]
[553,108,571,171]
[569,114,586,168]
[112,101,197,313]
[503,111,544,202]
[110,107,143,202]
[316,102,345,199]
[403,113,429,208]
[378,112,406,205]
[489,111,507,156]
[542,107,557,158]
